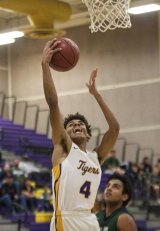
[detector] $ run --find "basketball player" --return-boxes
[41,39,119,231]
[96,173,137,231]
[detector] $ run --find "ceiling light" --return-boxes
[0,31,24,46]
[0,31,24,39]
[129,0,160,14]
[0,38,15,46]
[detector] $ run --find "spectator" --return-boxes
[12,159,25,189]
[138,166,150,209]
[19,155,40,176]
[101,150,120,173]
[0,151,5,168]
[128,163,140,186]
[125,163,143,204]
[0,162,13,182]
[0,175,26,212]
[150,165,160,201]
[22,178,37,212]
[157,158,160,170]
[141,157,152,175]
[40,184,53,211]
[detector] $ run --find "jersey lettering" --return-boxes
[77,160,100,175]
[80,181,91,198]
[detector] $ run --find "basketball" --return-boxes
[50,37,80,72]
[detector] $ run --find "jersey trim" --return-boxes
[53,164,64,231]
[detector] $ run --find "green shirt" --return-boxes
[96,207,130,231]
[101,157,120,171]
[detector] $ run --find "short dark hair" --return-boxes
[107,173,132,206]
[64,112,92,138]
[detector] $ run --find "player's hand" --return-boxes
[86,68,99,96]
[42,38,62,64]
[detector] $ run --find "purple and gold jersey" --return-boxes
[50,142,101,231]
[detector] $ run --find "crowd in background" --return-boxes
[0,149,160,214]
[0,155,53,213]
[94,150,160,212]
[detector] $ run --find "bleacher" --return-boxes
[0,115,54,231]
[0,116,53,168]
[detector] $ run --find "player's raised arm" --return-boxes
[86,69,120,165]
[41,39,71,165]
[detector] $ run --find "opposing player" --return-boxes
[41,38,120,231]
[96,173,137,231]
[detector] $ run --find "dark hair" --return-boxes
[107,173,132,206]
[64,112,92,138]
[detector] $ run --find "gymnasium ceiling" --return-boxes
[0,0,91,39]
[0,0,152,39]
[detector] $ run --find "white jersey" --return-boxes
[51,142,102,231]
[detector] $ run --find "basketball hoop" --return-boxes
[82,0,131,32]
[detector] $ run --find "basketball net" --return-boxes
[82,0,131,32]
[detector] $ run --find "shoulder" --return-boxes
[118,213,134,221]
[52,142,76,167]
[96,210,105,217]
[117,213,137,231]
[96,210,106,225]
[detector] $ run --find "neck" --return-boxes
[77,143,87,152]
[73,139,87,152]
[105,202,123,216]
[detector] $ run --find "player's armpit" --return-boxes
[52,144,66,167]
[52,132,72,167]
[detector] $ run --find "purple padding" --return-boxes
[136,220,147,228]
[0,121,12,125]
[28,153,52,159]
[25,213,35,225]
[147,229,159,231]
[0,125,25,130]
[0,206,12,218]
[0,205,36,228]
[0,118,53,168]
[25,153,52,168]
[29,222,50,231]
[2,129,35,134]
[1,139,51,146]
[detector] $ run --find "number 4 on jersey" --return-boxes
[80,181,91,198]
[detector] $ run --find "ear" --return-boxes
[122,194,129,203]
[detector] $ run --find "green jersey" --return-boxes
[96,207,131,231]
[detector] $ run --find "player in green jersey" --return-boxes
[96,173,137,231]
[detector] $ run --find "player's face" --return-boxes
[66,119,88,141]
[104,179,127,205]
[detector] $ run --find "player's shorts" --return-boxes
[50,210,100,231]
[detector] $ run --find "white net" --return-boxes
[82,0,131,32]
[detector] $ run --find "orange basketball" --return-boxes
[50,37,80,72]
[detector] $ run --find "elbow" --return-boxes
[112,122,120,135]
